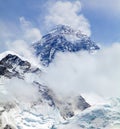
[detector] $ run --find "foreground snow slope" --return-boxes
[0,96,120,129]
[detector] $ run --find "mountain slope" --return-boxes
[0,51,41,79]
[33,25,100,66]
[0,51,91,129]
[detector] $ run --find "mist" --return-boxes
[41,43,120,98]
[0,78,39,104]
[6,39,41,69]
[1,41,120,104]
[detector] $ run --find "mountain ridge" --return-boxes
[33,25,100,66]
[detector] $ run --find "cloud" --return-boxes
[0,21,14,41]
[0,78,39,103]
[19,17,42,42]
[0,16,42,53]
[41,43,120,98]
[45,1,91,36]
[0,21,18,51]
[0,17,42,67]
[6,39,41,68]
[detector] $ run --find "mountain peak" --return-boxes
[50,24,75,34]
[0,51,41,79]
[33,25,100,66]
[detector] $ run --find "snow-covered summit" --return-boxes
[0,51,24,61]
[33,25,100,66]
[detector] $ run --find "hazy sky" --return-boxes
[1,0,120,52]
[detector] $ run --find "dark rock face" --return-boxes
[76,96,91,111]
[33,25,100,66]
[33,82,91,119]
[55,96,91,119]
[0,54,41,79]
[0,65,7,75]
[58,102,75,119]
[4,124,13,129]
[33,81,56,107]
[0,54,30,70]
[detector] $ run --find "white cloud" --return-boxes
[6,39,40,68]
[0,21,19,50]
[0,17,42,52]
[41,43,120,98]
[0,21,14,40]
[19,17,42,42]
[0,17,42,67]
[45,1,91,36]
[0,78,39,103]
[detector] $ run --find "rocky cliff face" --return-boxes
[33,25,100,66]
[0,53,41,79]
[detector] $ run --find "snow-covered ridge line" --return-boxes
[0,51,28,62]
[33,25,100,66]
[0,51,42,70]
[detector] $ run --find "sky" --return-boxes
[1,0,120,52]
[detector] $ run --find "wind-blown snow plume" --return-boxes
[45,1,91,36]
[41,43,120,98]
[6,40,41,68]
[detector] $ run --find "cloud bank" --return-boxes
[0,78,39,103]
[41,43,120,98]
[45,1,91,36]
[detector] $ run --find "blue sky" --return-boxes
[0,0,120,52]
